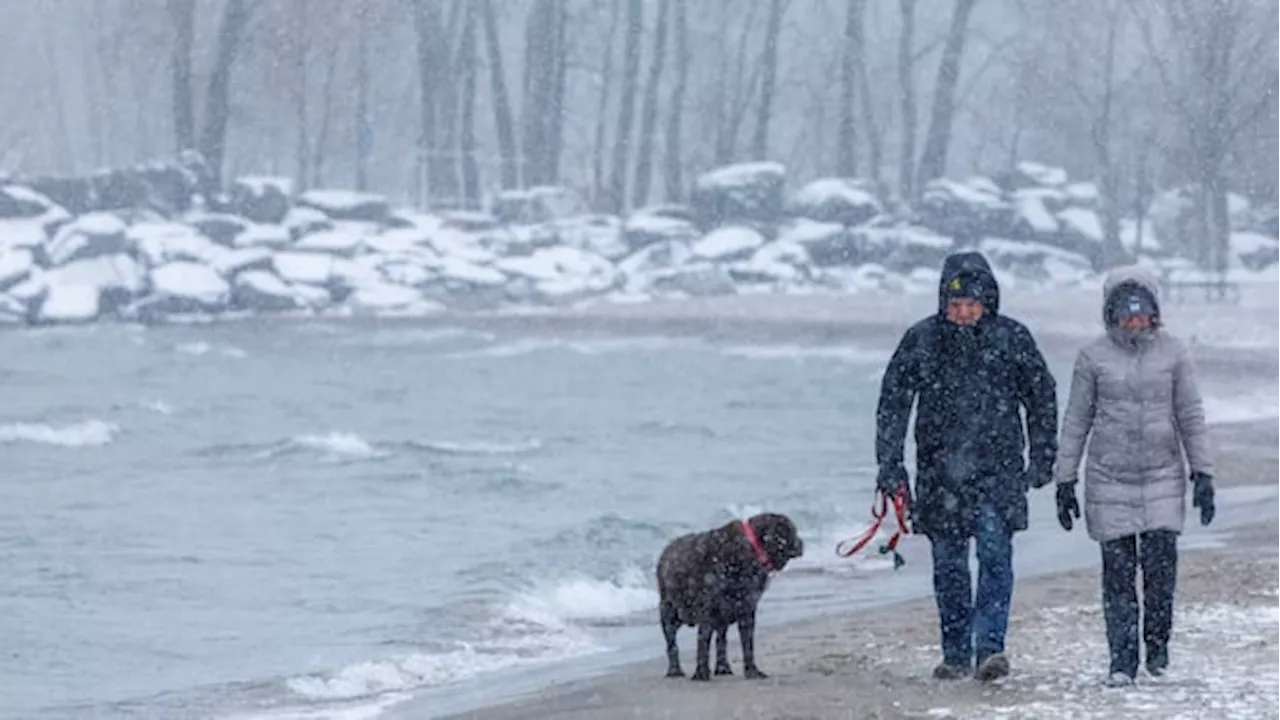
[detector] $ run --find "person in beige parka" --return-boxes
[1053,264,1215,687]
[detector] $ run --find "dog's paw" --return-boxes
[665,666,685,678]
[744,666,769,680]
[714,662,734,676]
[691,666,712,682]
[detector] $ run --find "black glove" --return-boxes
[876,463,909,496]
[1026,462,1054,489]
[1191,472,1215,526]
[1056,482,1081,531]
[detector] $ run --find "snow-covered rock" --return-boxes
[293,229,366,257]
[213,247,274,279]
[858,224,954,271]
[1011,161,1068,188]
[425,226,495,265]
[234,223,292,250]
[0,216,54,253]
[130,222,224,267]
[186,212,249,247]
[1230,231,1279,271]
[37,284,101,324]
[918,177,1011,243]
[298,189,390,224]
[691,225,766,262]
[1012,190,1061,237]
[979,237,1094,285]
[46,212,130,266]
[283,206,334,240]
[346,283,443,316]
[229,176,293,224]
[0,185,60,218]
[136,261,232,318]
[553,215,629,260]
[492,185,588,225]
[0,249,36,291]
[691,161,786,231]
[616,239,694,293]
[273,252,335,287]
[231,270,307,312]
[786,178,882,226]
[645,262,738,298]
[777,219,856,266]
[623,211,700,253]
[729,240,812,285]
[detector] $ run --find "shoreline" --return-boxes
[430,528,1277,720]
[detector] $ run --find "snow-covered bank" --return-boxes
[0,160,1272,327]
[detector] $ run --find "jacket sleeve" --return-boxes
[1054,349,1097,485]
[875,327,921,467]
[1172,342,1214,477]
[1013,326,1059,470]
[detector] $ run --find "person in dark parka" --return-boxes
[874,251,1059,683]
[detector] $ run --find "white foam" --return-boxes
[411,438,543,456]
[720,343,889,364]
[294,432,384,459]
[229,693,411,720]
[504,567,656,626]
[176,341,249,358]
[142,399,175,415]
[1204,392,1279,425]
[0,419,119,447]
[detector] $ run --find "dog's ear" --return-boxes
[757,513,804,566]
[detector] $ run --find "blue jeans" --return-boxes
[929,502,1014,667]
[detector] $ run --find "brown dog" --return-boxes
[656,512,804,681]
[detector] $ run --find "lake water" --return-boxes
[1,318,1273,720]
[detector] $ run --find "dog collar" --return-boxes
[741,520,774,573]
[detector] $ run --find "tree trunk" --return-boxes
[198,0,251,191]
[896,0,917,202]
[591,0,621,206]
[546,0,569,184]
[631,0,670,209]
[355,7,371,192]
[459,0,481,207]
[662,0,690,201]
[434,0,464,203]
[837,0,866,176]
[604,0,644,214]
[915,0,979,193]
[481,0,519,189]
[856,25,881,186]
[291,0,310,191]
[312,44,338,189]
[168,0,196,155]
[414,0,441,205]
[751,0,785,160]
[521,0,553,185]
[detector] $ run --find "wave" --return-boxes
[405,438,544,456]
[196,433,545,463]
[175,340,249,358]
[443,335,699,359]
[0,419,119,447]
[719,343,889,364]
[502,566,656,628]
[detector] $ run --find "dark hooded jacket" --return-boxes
[874,252,1059,538]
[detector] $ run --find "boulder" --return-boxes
[45,212,131,266]
[691,161,785,232]
[229,176,293,224]
[299,189,390,224]
[785,178,882,226]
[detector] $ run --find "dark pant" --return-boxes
[929,502,1014,667]
[1100,530,1178,677]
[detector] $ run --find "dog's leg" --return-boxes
[740,609,768,679]
[714,624,733,675]
[692,623,713,681]
[660,600,683,678]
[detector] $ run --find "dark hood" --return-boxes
[937,251,1000,316]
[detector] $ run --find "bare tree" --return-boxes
[836,0,864,177]
[168,0,196,156]
[459,0,481,207]
[288,0,310,191]
[1129,0,1278,272]
[591,0,621,205]
[751,0,786,159]
[631,0,670,208]
[662,0,690,201]
[199,0,252,189]
[480,0,519,189]
[896,0,918,201]
[915,0,981,192]
[354,3,371,191]
[604,0,643,214]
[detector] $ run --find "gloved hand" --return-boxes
[1026,462,1054,489]
[1191,472,1215,526]
[1056,482,1081,531]
[876,463,909,496]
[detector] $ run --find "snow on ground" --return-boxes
[915,600,1279,720]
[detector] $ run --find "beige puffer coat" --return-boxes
[1054,265,1215,542]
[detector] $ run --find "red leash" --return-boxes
[835,487,911,569]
